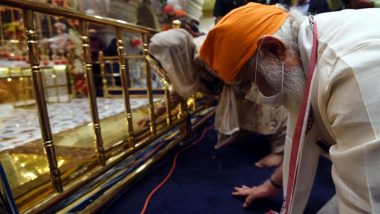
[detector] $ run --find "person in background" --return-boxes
[199,2,380,213]
[141,29,288,169]
[294,0,330,15]
[327,0,380,10]
[348,0,380,8]
[213,0,293,24]
[327,0,349,10]
[88,28,105,61]
[213,0,250,24]
[175,10,205,37]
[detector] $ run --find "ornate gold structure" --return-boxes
[0,0,215,213]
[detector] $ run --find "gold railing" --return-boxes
[0,0,213,213]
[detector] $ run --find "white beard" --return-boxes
[258,57,306,113]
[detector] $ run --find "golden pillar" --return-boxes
[172,20,181,29]
[164,86,172,126]
[22,9,63,192]
[98,51,109,98]
[79,21,106,165]
[116,28,135,148]
[179,97,192,138]
[142,33,157,136]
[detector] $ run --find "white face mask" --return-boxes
[256,63,286,105]
[244,47,286,106]
[256,87,285,105]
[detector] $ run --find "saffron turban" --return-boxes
[199,3,288,84]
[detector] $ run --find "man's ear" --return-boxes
[257,36,287,60]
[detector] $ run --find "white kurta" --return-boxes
[291,8,380,214]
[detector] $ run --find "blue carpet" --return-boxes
[100,121,335,214]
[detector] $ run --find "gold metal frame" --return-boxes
[0,0,213,213]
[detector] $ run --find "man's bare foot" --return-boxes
[255,153,283,168]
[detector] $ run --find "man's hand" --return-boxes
[137,91,182,127]
[232,180,279,208]
[137,115,151,127]
[137,104,167,127]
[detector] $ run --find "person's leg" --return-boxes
[255,136,284,168]
[254,152,283,168]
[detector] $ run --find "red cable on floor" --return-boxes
[140,125,214,214]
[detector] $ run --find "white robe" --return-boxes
[288,8,380,214]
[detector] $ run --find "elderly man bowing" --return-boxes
[145,29,287,167]
[199,2,380,214]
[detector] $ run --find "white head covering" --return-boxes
[148,29,200,97]
[149,29,240,137]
